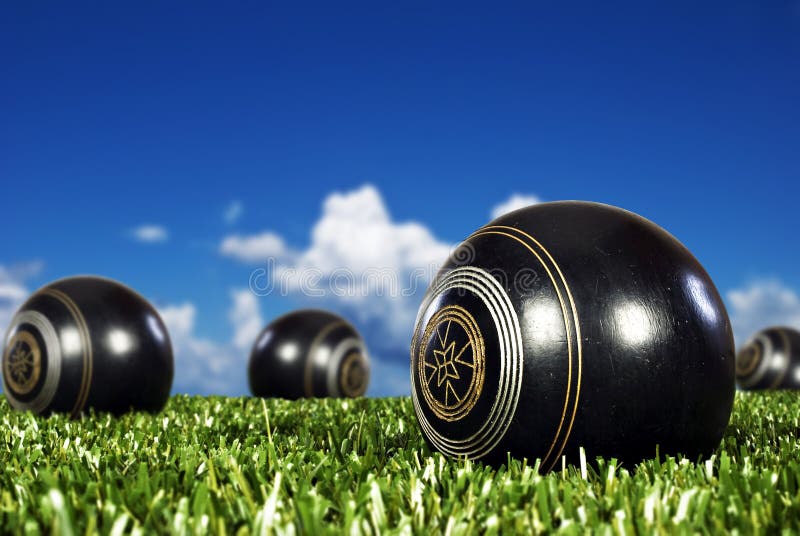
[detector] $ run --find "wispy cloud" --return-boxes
[220,232,290,263]
[131,224,169,243]
[223,201,244,225]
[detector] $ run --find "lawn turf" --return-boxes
[0,392,798,534]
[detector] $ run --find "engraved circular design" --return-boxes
[411,265,523,460]
[3,331,41,395]
[417,305,485,421]
[339,352,368,397]
[737,329,796,389]
[738,333,773,389]
[324,335,366,398]
[412,225,582,470]
[737,330,793,389]
[736,343,761,377]
[2,310,63,413]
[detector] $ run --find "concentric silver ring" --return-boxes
[411,265,523,459]
[737,334,772,388]
[327,337,367,396]
[3,310,62,413]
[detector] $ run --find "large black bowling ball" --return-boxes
[2,276,173,416]
[410,201,735,470]
[248,309,370,399]
[736,327,800,390]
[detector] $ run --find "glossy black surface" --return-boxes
[2,276,174,416]
[248,309,370,399]
[736,327,800,390]
[410,201,735,470]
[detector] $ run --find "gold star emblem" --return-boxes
[3,330,42,395]
[8,341,34,383]
[433,339,461,386]
[423,316,476,407]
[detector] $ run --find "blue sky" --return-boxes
[1,2,798,396]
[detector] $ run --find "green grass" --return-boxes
[0,392,799,534]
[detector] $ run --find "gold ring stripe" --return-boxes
[417,304,485,421]
[495,225,584,472]
[304,321,347,397]
[472,229,574,467]
[471,225,583,471]
[469,229,575,468]
[43,289,93,417]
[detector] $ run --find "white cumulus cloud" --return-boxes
[293,185,452,276]
[131,225,169,243]
[159,303,196,339]
[222,185,453,348]
[726,279,800,346]
[229,289,264,351]
[159,290,264,396]
[218,185,455,395]
[490,193,542,220]
[158,303,235,395]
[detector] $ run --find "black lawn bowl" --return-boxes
[2,276,174,416]
[249,309,370,399]
[736,326,800,390]
[410,201,735,471]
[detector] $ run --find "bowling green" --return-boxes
[0,392,797,533]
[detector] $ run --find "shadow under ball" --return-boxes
[410,201,735,471]
[248,309,370,399]
[736,327,800,390]
[2,276,174,416]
